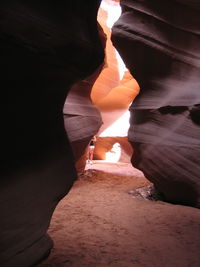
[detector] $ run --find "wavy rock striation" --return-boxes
[63,65,104,173]
[112,0,200,207]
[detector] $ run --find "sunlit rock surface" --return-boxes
[0,1,104,266]
[112,0,200,207]
[92,0,139,138]
[64,0,139,173]
[88,0,139,170]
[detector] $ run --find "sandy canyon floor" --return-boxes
[39,161,200,267]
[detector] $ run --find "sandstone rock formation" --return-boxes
[112,0,200,207]
[63,66,104,173]
[64,0,139,173]
[1,0,199,265]
[89,1,139,167]
[0,1,104,266]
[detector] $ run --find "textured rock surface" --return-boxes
[63,65,104,173]
[0,1,104,266]
[63,0,137,173]
[112,0,200,207]
[91,1,139,139]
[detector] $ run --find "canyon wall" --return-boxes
[0,1,104,266]
[112,0,200,207]
[1,1,200,266]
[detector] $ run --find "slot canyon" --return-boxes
[0,0,200,266]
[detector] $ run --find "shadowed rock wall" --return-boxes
[112,0,200,207]
[63,65,104,173]
[0,1,104,266]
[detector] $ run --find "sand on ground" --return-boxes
[39,161,200,267]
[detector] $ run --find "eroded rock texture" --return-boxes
[0,1,104,266]
[63,66,104,173]
[112,0,200,207]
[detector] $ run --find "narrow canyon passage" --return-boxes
[1,0,199,266]
[39,161,200,267]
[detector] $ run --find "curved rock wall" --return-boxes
[0,1,104,266]
[63,65,104,173]
[112,0,200,207]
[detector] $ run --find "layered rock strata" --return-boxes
[112,0,200,207]
[0,1,104,266]
[63,66,103,173]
